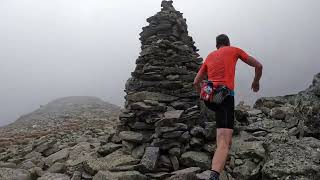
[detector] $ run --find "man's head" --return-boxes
[216,34,230,49]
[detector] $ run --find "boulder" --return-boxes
[232,160,260,180]
[38,173,70,180]
[231,140,266,160]
[162,131,184,139]
[47,162,66,173]
[126,91,178,102]
[131,144,147,159]
[180,151,211,169]
[93,170,147,180]
[119,131,144,143]
[84,150,139,175]
[190,126,206,137]
[164,110,184,120]
[70,171,81,180]
[167,167,201,180]
[0,168,31,180]
[43,148,69,166]
[270,107,287,120]
[140,147,160,171]
[97,143,123,156]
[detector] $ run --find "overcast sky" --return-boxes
[0,0,319,126]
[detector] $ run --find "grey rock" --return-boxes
[197,171,230,180]
[168,147,181,156]
[170,101,192,110]
[126,91,178,103]
[38,173,70,180]
[43,148,69,166]
[131,144,147,159]
[180,151,211,169]
[130,122,154,130]
[119,131,144,143]
[190,137,203,147]
[254,97,287,109]
[34,140,57,154]
[190,126,206,137]
[164,110,184,120]
[270,107,287,120]
[0,162,16,168]
[65,142,93,167]
[156,123,188,135]
[146,172,171,179]
[0,168,31,180]
[29,167,44,178]
[97,143,123,156]
[235,159,244,166]
[247,109,263,116]
[93,170,147,180]
[70,171,81,180]
[47,162,65,173]
[234,107,249,123]
[162,131,184,138]
[19,160,36,170]
[158,155,172,169]
[81,172,92,180]
[180,131,191,142]
[43,143,61,157]
[168,167,201,180]
[98,133,111,142]
[111,134,122,144]
[169,155,180,171]
[130,102,166,111]
[140,147,160,171]
[202,143,215,153]
[84,149,139,175]
[196,170,211,180]
[246,119,286,131]
[204,122,216,140]
[232,160,259,180]
[260,107,271,115]
[122,141,137,152]
[167,75,180,80]
[151,138,181,150]
[231,140,265,160]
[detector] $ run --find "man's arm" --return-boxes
[193,69,207,93]
[243,56,263,92]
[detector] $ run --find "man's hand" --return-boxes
[251,80,260,92]
[245,56,263,93]
[194,83,201,93]
[193,68,207,93]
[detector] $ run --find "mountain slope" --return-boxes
[0,96,121,146]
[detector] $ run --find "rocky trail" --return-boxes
[1,1,319,180]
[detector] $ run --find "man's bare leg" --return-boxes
[211,128,233,172]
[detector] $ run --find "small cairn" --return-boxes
[117,0,216,177]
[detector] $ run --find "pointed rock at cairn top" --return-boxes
[161,0,175,11]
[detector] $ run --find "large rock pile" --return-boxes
[115,0,218,177]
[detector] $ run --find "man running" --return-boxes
[193,34,263,180]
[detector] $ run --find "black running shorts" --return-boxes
[204,95,235,129]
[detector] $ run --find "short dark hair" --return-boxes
[216,34,230,48]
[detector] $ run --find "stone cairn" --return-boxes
[117,0,216,178]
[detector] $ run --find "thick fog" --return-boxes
[0,0,319,126]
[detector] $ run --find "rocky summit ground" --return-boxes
[0,72,319,180]
[0,0,319,179]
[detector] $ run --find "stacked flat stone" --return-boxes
[118,0,216,176]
